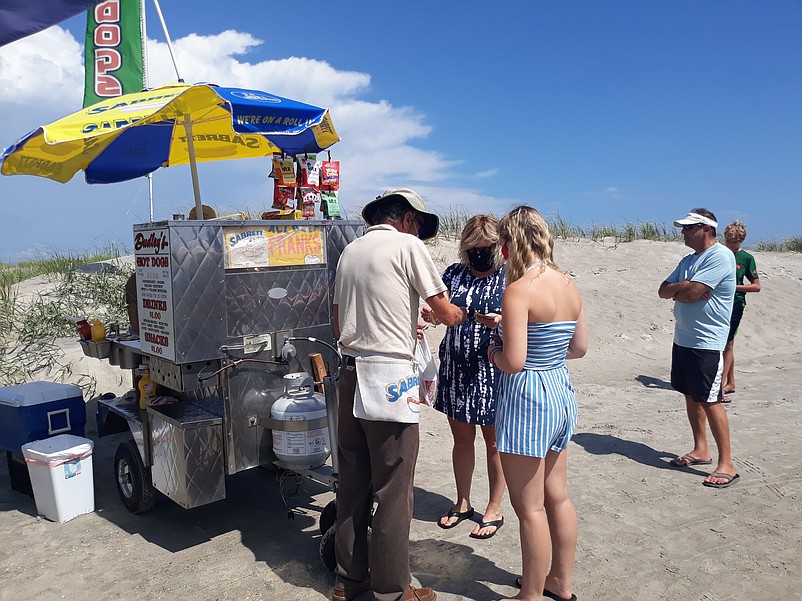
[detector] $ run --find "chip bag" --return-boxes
[300,187,319,219]
[272,156,297,186]
[262,209,302,220]
[320,161,340,191]
[298,155,320,189]
[267,153,281,179]
[321,190,341,218]
[272,181,296,209]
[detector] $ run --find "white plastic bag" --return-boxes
[415,337,438,407]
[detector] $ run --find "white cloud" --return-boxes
[475,168,499,178]
[0,27,84,108]
[144,31,371,106]
[0,26,509,258]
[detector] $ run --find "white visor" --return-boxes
[673,212,718,228]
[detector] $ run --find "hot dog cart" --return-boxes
[90,217,362,569]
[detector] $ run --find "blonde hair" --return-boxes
[458,214,502,268]
[497,205,556,283]
[724,220,747,243]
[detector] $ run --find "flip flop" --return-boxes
[723,388,735,394]
[437,507,474,529]
[513,578,577,601]
[703,472,740,489]
[670,454,713,467]
[721,395,732,403]
[544,589,578,601]
[468,517,503,539]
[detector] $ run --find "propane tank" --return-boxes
[271,373,330,469]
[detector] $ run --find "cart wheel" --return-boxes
[320,524,337,572]
[320,499,337,535]
[319,523,371,573]
[114,439,156,514]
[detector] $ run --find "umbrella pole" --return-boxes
[148,173,154,222]
[151,0,182,82]
[182,115,203,219]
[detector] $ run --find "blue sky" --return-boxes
[1,1,800,261]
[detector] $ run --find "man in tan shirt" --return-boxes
[331,189,465,601]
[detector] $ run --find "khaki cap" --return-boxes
[361,188,439,240]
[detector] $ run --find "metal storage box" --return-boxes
[0,382,86,452]
[148,403,225,509]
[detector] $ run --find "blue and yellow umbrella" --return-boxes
[1,82,340,214]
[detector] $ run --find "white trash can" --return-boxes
[22,434,95,523]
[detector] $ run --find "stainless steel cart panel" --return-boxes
[133,221,227,364]
[225,266,330,337]
[149,402,225,509]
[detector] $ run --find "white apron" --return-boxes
[353,356,421,423]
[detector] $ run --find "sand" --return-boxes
[1,238,800,601]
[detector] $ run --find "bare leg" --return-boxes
[471,425,506,537]
[683,394,712,461]
[722,339,736,393]
[702,402,736,484]
[439,418,476,526]
[543,450,577,600]
[499,451,548,601]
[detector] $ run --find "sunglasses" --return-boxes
[681,223,704,231]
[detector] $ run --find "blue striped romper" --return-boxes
[495,320,578,457]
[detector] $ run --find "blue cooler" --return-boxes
[0,382,86,453]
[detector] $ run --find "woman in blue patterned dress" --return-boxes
[421,214,506,539]
[488,206,587,601]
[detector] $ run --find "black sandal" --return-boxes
[468,517,504,539]
[437,507,474,529]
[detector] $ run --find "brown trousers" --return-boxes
[334,364,420,601]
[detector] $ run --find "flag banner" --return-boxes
[83,0,144,107]
[0,0,103,47]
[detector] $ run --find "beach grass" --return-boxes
[0,246,131,393]
[431,208,682,245]
[431,209,802,249]
[212,203,762,247]
[755,236,802,252]
[0,243,123,288]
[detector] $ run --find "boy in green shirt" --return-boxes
[722,220,761,400]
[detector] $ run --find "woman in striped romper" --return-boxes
[488,206,588,601]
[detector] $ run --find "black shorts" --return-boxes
[727,302,745,341]
[670,343,724,403]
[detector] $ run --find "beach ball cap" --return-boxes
[673,212,717,228]
[362,187,439,240]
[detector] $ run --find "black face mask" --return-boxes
[467,246,495,272]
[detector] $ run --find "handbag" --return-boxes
[354,356,421,423]
[414,337,438,406]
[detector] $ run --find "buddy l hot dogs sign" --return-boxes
[134,228,176,361]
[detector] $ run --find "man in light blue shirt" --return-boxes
[659,208,738,488]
